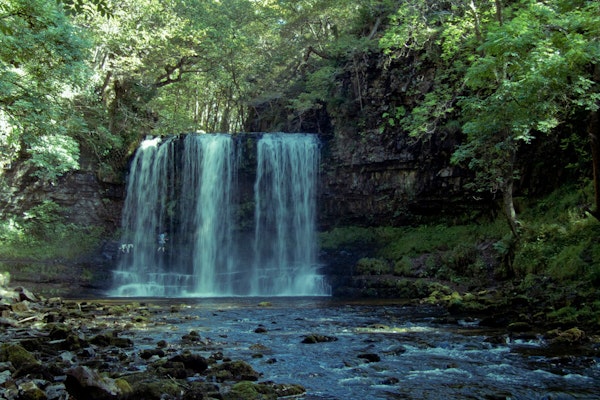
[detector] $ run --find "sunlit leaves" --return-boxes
[26,134,80,183]
[452,0,599,224]
[0,0,91,175]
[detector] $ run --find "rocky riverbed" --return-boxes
[0,276,304,400]
[2,270,600,400]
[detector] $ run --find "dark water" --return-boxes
[112,297,599,399]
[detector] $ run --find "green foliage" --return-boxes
[26,134,79,183]
[452,0,600,222]
[0,0,90,174]
[376,221,505,260]
[355,257,389,275]
[514,184,600,280]
[319,226,377,250]
[0,201,104,260]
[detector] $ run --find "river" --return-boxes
[107,297,599,399]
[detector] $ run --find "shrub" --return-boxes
[355,258,389,275]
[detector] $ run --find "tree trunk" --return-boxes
[502,176,520,238]
[501,142,520,239]
[588,106,600,220]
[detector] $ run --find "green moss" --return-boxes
[355,257,389,275]
[319,226,377,250]
[225,381,277,400]
[0,344,39,369]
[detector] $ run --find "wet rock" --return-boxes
[381,376,399,385]
[153,360,188,379]
[301,334,338,344]
[547,327,587,345]
[210,360,261,382]
[507,322,532,333]
[44,383,68,400]
[18,380,47,400]
[358,353,381,363]
[254,325,268,333]
[0,369,12,386]
[65,365,122,400]
[225,381,306,400]
[182,330,203,342]
[90,333,133,348]
[123,376,184,400]
[271,382,305,397]
[383,345,407,356]
[225,381,275,400]
[168,351,208,373]
[140,348,165,360]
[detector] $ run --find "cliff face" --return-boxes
[318,127,471,228]
[0,151,124,233]
[247,50,482,228]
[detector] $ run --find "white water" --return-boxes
[110,133,330,297]
[252,134,328,295]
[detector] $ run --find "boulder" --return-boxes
[65,365,122,400]
[301,334,338,344]
[0,344,39,370]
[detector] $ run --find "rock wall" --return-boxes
[0,151,124,232]
[318,127,475,228]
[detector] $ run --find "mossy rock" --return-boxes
[114,378,133,397]
[124,377,181,400]
[17,381,46,400]
[0,344,39,369]
[210,360,261,382]
[301,334,338,344]
[224,381,277,400]
[547,327,587,345]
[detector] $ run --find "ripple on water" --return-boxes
[105,298,600,400]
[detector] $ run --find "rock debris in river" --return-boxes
[0,275,305,400]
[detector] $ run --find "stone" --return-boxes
[11,301,30,313]
[15,286,39,303]
[18,380,47,400]
[210,360,261,382]
[0,344,39,370]
[65,365,121,400]
[140,348,165,360]
[547,327,587,345]
[301,334,338,344]
[507,322,532,333]
[358,353,381,363]
[168,352,208,373]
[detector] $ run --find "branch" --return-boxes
[304,46,330,61]
[154,55,201,88]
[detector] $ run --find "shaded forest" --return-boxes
[1,0,599,310]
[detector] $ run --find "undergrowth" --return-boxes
[0,200,104,261]
[320,182,600,329]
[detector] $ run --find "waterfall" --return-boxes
[252,133,327,295]
[110,133,330,297]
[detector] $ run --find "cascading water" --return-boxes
[252,134,327,295]
[110,133,330,297]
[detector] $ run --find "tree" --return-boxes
[0,0,91,181]
[454,0,600,233]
